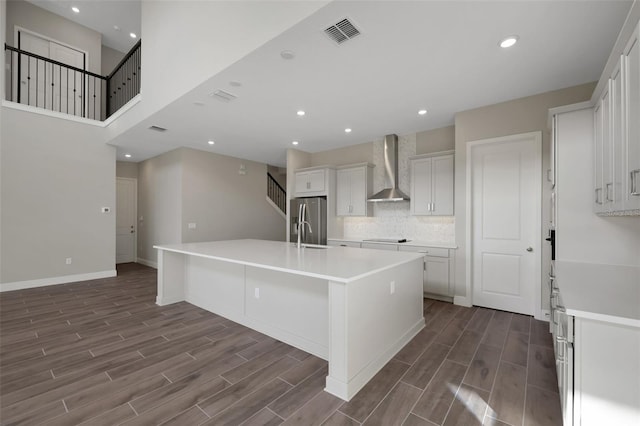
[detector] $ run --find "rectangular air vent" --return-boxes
[209,89,237,103]
[148,125,167,132]
[324,18,360,44]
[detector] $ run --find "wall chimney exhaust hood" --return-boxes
[367,134,410,202]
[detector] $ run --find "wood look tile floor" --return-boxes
[0,263,562,426]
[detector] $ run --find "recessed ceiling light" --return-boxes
[418,109,427,115]
[113,25,120,31]
[345,128,352,133]
[208,140,215,145]
[193,101,205,106]
[297,110,305,116]
[124,154,131,158]
[71,6,79,13]
[499,36,519,48]
[229,81,242,87]
[292,141,299,145]
[130,33,137,39]
[280,50,295,60]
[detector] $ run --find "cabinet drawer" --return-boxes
[398,246,449,258]
[327,240,361,248]
[361,242,398,251]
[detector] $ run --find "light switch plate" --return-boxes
[188,223,196,229]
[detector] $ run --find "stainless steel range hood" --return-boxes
[367,134,410,202]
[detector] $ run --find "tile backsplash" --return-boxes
[343,134,455,243]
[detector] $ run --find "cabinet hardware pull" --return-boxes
[631,169,640,196]
[595,188,603,204]
[556,306,566,313]
[606,183,614,202]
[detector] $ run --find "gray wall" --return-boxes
[416,126,455,154]
[453,82,596,308]
[181,148,285,243]
[6,0,102,74]
[137,148,285,265]
[137,149,183,264]
[116,161,138,179]
[1,107,115,284]
[101,44,125,76]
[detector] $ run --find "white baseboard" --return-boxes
[0,270,117,292]
[453,295,472,307]
[136,258,158,269]
[325,317,425,401]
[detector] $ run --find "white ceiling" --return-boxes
[106,0,632,167]
[26,0,140,53]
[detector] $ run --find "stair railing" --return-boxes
[267,172,287,214]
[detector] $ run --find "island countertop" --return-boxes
[154,239,424,284]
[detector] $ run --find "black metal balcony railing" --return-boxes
[267,172,287,214]
[4,40,141,121]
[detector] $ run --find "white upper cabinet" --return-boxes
[410,152,454,216]
[336,163,373,216]
[593,20,640,214]
[624,22,640,210]
[294,167,332,197]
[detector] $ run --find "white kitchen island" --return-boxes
[154,239,425,401]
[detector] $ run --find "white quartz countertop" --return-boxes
[154,239,424,284]
[555,261,640,328]
[328,238,457,249]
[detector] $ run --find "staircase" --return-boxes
[267,172,286,217]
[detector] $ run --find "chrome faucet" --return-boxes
[296,202,313,249]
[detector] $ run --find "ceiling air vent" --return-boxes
[148,125,167,132]
[209,89,237,103]
[324,18,360,44]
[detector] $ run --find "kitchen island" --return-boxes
[154,239,425,401]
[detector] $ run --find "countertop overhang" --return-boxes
[154,239,424,284]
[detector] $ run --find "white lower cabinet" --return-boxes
[398,246,453,299]
[552,290,640,426]
[327,240,455,298]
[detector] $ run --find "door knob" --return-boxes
[526,247,533,252]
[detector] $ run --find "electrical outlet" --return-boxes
[101,207,110,213]
[254,288,260,299]
[65,258,72,265]
[390,281,395,295]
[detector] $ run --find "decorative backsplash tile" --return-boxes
[346,134,455,243]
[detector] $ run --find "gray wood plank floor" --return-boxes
[0,263,562,425]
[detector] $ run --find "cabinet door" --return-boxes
[602,82,614,210]
[611,61,625,211]
[294,172,309,194]
[424,256,450,296]
[624,25,640,209]
[307,170,326,192]
[349,167,367,216]
[431,155,454,216]
[411,158,433,215]
[336,169,352,216]
[594,99,605,212]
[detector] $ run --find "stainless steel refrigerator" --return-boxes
[290,197,327,245]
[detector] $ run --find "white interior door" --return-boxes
[470,132,541,316]
[116,177,137,264]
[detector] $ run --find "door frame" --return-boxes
[465,131,543,319]
[116,177,138,264]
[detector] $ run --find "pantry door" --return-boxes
[469,132,541,316]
